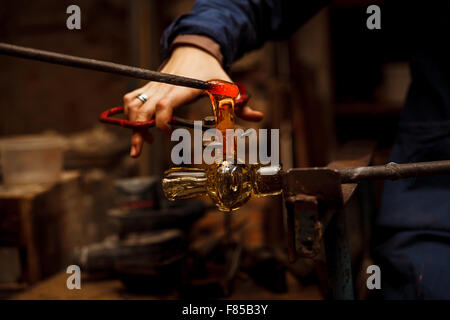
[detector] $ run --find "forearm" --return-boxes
[161,0,330,70]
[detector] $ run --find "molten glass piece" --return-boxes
[162,80,282,212]
[206,80,238,161]
[163,164,283,212]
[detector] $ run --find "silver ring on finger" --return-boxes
[136,93,148,104]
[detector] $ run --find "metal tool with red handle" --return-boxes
[98,82,250,130]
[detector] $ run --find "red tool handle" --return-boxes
[99,107,163,129]
[98,83,249,129]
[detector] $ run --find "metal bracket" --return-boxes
[283,168,343,261]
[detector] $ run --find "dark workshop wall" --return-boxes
[0,0,130,135]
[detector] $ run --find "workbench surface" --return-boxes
[11,270,323,300]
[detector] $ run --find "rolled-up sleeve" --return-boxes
[161,0,330,71]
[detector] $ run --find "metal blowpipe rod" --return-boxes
[3,44,450,184]
[0,42,210,90]
[339,160,450,183]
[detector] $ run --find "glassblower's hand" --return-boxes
[123,46,264,158]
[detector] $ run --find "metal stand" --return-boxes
[323,210,354,299]
[284,141,376,300]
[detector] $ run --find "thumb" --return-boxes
[235,105,264,122]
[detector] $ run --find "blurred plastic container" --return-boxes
[0,135,64,186]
